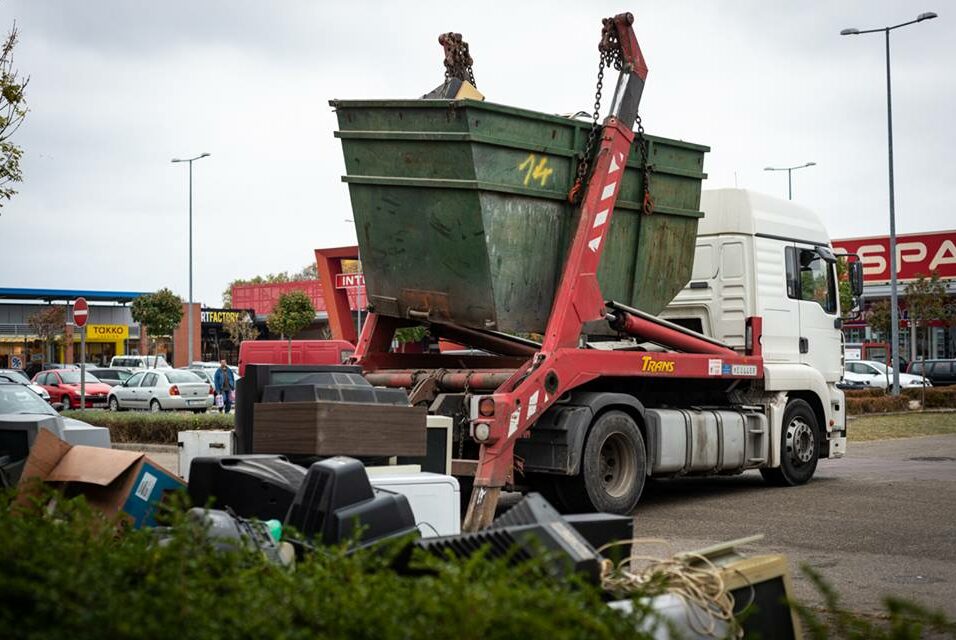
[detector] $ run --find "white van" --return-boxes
[109,355,171,369]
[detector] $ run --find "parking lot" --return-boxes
[633,433,956,617]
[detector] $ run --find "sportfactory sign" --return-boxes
[201,308,255,325]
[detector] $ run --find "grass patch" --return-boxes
[849,411,956,442]
[62,409,232,444]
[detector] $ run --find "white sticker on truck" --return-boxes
[731,364,758,376]
[508,408,521,438]
[708,359,723,376]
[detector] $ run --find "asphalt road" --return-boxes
[141,433,956,617]
[632,433,956,617]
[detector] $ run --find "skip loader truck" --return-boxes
[321,12,863,532]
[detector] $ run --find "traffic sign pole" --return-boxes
[80,327,86,411]
[73,297,89,412]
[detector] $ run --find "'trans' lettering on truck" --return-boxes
[641,355,675,373]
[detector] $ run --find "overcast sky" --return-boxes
[1,1,953,306]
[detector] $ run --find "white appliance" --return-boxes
[369,471,460,537]
[177,430,233,481]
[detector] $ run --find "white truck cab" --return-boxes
[662,188,848,463]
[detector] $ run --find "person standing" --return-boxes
[214,360,236,413]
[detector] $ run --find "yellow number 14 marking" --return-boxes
[517,154,554,187]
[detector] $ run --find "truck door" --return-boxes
[754,237,801,363]
[788,244,842,381]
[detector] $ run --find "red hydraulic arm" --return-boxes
[461,13,650,531]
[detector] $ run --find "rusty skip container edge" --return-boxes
[332,98,708,335]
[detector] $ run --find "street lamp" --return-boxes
[841,11,938,396]
[344,218,362,340]
[171,152,211,366]
[763,162,816,200]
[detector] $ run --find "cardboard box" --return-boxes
[19,429,185,528]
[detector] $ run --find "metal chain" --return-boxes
[439,32,477,88]
[570,51,610,203]
[635,114,654,215]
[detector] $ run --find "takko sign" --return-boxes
[85,324,129,340]
[833,230,956,283]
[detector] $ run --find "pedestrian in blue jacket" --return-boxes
[213,360,236,413]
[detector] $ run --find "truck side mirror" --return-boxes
[849,261,864,297]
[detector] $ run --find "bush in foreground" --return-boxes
[62,409,232,444]
[0,490,657,640]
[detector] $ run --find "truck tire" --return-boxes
[761,398,820,486]
[576,410,647,514]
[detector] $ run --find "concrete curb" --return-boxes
[112,442,178,454]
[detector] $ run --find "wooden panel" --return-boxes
[252,402,427,456]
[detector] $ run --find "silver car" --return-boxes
[0,369,51,402]
[0,381,110,448]
[108,369,213,413]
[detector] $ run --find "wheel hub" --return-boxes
[786,418,814,464]
[598,432,637,498]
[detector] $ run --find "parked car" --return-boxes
[88,367,133,387]
[108,369,213,413]
[907,359,956,387]
[32,369,112,410]
[187,361,240,381]
[238,340,354,376]
[843,359,931,389]
[0,381,110,448]
[110,355,171,369]
[0,368,51,401]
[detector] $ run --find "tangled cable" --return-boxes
[597,539,752,639]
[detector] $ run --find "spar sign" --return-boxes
[72,297,89,328]
[833,230,956,283]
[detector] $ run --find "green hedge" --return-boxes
[63,409,233,444]
[0,491,657,640]
[845,387,956,414]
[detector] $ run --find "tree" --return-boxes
[266,290,315,364]
[905,273,947,403]
[836,257,854,318]
[27,306,64,364]
[867,299,893,341]
[222,312,259,346]
[0,23,28,209]
[131,289,184,364]
[866,299,894,389]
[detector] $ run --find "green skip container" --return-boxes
[332,98,708,334]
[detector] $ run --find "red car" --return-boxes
[32,369,112,410]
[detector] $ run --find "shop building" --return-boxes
[834,230,956,362]
[0,287,147,371]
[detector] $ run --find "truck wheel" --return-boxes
[761,398,820,486]
[579,410,647,514]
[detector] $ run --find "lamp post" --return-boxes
[763,162,816,200]
[344,218,362,340]
[841,11,938,396]
[171,152,211,366]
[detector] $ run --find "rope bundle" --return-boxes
[598,539,751,639]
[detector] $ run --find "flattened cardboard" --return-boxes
[18,429,184,528]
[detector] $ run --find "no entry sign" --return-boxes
[73,297,89,328]
[334,273,365,289]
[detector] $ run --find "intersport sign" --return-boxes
[833,230,956,283]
